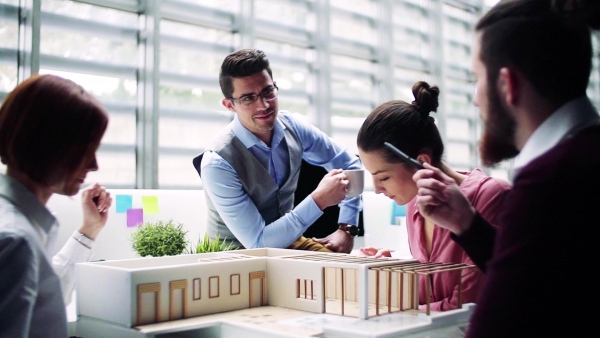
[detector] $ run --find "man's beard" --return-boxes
[479,87,520,166]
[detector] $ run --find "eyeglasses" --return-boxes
[229,85,278,108]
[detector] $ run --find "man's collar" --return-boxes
[513,96,600,170]
[231,113,285,149]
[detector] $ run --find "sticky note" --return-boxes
[127,208,143,227]
[142,195,159,214]
[391,202,407,225]
[116,195,133,213]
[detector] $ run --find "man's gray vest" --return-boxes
[192,117,303,249]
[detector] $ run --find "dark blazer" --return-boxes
[454,124,599,337]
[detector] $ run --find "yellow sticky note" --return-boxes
[142,196,159,214]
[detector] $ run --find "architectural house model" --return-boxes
[76,248,475,332]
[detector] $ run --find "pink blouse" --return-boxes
[406,168,511,311]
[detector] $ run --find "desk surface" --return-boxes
[74,304,473,338]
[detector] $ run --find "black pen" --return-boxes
[384,142,424,170]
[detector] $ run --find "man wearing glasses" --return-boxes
[193,49,362,253]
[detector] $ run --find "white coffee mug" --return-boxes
[343,169,365,198]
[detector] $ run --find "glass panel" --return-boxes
[0,11,17,49]
[0,3,18,94]
[159,116,232,149]
[161,19,232,45]
[446,93,472,116]
[330,55,373,105]
[392,2,432,59]
[484,0,501,8]
[0,64,17,93]
[40,1,138,71]
[255,40,310,93]
[393,0,431,30]
[255,0,314,31]
[41,0,137,26]
[394,28,431,59]
[160,45,224,78]
[446,118,470,141]
[331,54,373,73]
[445,142,470,165]
[331,73,373,105]
[254,39,311,116]
[102,114,136,145]
[331,129,361,157]
[330,0,377,45]
[394,68,433,102]
[331,97,372,118]
[40,69,136,105]
[276,94,309,116]
[39,29,137,67]
[445,41,470,69]
[39,1,138,188]
[445,78,474,97]
[158,154,203,189]
[86,151,136,188]
[160,85,224,112]
[178,0,239,11]
[331,0,377,16]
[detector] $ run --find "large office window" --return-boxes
[40,0,139,188]
[158,1,237,189]
[1,0,599,189]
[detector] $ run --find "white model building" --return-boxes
[76,248,474,330]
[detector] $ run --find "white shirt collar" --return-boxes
[513,96,600,170]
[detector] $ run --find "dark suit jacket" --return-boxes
[454,124,599,337]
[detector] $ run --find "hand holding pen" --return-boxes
[384,142,424,170]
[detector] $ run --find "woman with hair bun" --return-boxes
[356,81,511,312]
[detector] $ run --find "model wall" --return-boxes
[266,258,325,313]
[77,254,268,327]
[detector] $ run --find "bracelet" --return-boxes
[72,232,94,249]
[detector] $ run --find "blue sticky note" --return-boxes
[116,195,133,213]
[391,202,407,224]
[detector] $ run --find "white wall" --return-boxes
[361,191,412,259]
[47,189,207,261]
[47,188,409,261]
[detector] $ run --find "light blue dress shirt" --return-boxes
[200,111,362,248]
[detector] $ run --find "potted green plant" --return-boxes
[130,220,189,257]
[191,233,236,253]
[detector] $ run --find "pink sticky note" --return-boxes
[127,208,143,227]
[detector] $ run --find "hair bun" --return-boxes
[411,81,440,118]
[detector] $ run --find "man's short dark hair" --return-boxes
[219,49,273,98]
[476,0,600,105]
